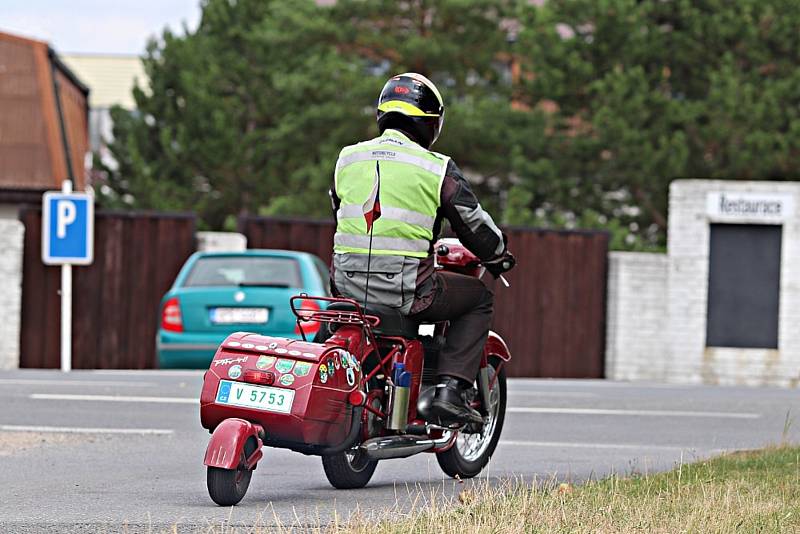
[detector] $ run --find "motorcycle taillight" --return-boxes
[294,298,321,336]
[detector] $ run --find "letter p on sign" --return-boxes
[57,200,77,238]
[42,191,94,265]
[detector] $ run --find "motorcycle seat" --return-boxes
[326,301,420,338]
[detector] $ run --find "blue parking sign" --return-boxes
[42,191,94,265]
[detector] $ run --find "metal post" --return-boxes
[52,49,77,372]
[61,179,73,372]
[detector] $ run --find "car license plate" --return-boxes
[215,380,294,414]
[210,307,269,324]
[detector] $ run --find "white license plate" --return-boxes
[210,307,269,324]
[215,380,294,414]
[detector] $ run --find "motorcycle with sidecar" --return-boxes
[199,239,512,505]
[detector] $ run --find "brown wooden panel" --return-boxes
[242,216,609,378]
[241,216,336,266]
[19,211,609,375]
[19,209,196,369]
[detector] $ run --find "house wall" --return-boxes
[0,219,25,369]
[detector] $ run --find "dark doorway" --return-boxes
[706,224,781,349]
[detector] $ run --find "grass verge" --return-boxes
[331,446,800,534]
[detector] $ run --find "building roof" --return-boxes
[0,30,89,191]
[61,53,147,109]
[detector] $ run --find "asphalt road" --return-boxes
[1,369,798,533]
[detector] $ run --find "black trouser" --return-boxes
[410,272,494,383]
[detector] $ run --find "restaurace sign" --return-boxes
[706,192,795,221]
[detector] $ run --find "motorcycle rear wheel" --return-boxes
[436,357,506,479]
[322,448,378,489]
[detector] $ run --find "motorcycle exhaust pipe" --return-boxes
[359,432,453,460]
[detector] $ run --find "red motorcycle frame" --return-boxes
[199,239,511,505]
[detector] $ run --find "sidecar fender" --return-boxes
[484,331,511,363]
[204,418,263,470]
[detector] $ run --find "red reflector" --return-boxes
[161,297,183,333]
[348,390,366,406]
[243,370,275,385]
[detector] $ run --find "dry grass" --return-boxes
[184,446,800,533]
[328,446,800,534]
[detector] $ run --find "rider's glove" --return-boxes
[484,251,515,278]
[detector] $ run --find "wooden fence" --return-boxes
[241,216,609,378]
[19,208,196,368]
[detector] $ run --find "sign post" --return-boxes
[42,180,94,372]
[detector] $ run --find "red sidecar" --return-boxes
[201,333,364,450]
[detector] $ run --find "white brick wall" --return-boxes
[605,252,668,381]
[196,232,247,252]
[666,180,800,386]
[0,219,24,369]
[607,179,800,387]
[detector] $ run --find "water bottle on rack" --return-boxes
[388,362,412,430]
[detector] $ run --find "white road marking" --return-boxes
[507,407,760,419]
[0,425,173,435]
[498,440,723,452]
[26,394,761,419]
[0,379,157,387]
[506,379,703,389]
[30,394,196,404]
[507,391,598,398]
[92,370,204,377]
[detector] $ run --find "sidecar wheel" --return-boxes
[206,436,257,506]
[436,357,506,479]
[321,448,378,489]
[207,466,252,506]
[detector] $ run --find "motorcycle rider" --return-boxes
[330,72,515,425]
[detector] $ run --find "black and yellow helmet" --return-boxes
[376,73,445,148]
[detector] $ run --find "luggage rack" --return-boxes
[289,295,381,337]
[290,295,389,378]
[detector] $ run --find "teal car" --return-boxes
[157,250,330,368]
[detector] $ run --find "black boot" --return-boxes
[430,376,483,425]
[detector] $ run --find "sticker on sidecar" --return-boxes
[215,380,294,414]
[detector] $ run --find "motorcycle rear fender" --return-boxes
[204,418,263,470]
[327,324,371,362]
[482,331,511,365]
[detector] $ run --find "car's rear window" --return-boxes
[183,256,302,288]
